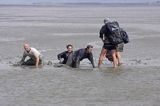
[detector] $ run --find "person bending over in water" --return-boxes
[72,45,95,68]
[19,43,43,68]
[57,44,74,66]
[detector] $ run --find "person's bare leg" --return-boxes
[116,52,122,66]
[98,48,107,68]
[112,50,118,68]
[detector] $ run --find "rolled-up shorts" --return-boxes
[116,43,124,52]
[103,43,116,51]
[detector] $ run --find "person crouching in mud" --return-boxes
[57,44,74,66]
[18,43,43,68]
[72,45,95,68]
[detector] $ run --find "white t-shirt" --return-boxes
[23,47,42,60]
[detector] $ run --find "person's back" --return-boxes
[23,47,41,61]
[74,48,85,60]
[106,21,123,45]
[72,45,95,68]
[99,24,112,44]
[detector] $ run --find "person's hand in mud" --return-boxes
[35,56,40,68]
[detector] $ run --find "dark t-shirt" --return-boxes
[99,24,112,44]
[74,48,95,68]
[57,51,73,64]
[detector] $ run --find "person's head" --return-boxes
[23,42,31,52]
[66,44,73,53]
[104,18,110,24]
[86,45,93,53]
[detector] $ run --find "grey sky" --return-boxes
[0,0,157,4]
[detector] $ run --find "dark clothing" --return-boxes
[57,51,73,64]
[106,43,124,62]
[103,43,116,50]
[100,24,116,50]
[99,24,112,41]
[72,48,95,68]
[21,58,42,66]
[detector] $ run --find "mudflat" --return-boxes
[0,4,160,106]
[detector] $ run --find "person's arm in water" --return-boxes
[32,48,41,68]
[35,56,40,68]
[75,55,81,68]
[73,50,81,68]
[19,52,27,65]
[88,53,95,68]
[33,53,40,68]
[57,51,66,63]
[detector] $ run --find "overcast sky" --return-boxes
[0,0,157,4]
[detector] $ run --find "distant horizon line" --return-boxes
[0,1,159,5]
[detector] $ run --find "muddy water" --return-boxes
[0,5,160,106]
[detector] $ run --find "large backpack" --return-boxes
[120,29,129,44]
[106,21,123,45]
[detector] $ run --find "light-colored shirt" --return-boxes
[21,47,42,62]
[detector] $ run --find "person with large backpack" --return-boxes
[105,28,129,66]
[98,18,119,68]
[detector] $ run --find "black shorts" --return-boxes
[103,43,116,50]
[22,58,42,66]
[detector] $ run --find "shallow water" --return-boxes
[0,4,160,106]
[1,65,160,106]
